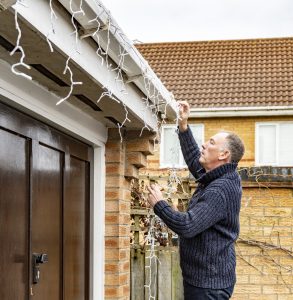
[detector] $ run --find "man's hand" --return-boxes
[147,184,164,208]
[178,101,190,132]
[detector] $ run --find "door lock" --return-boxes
[32,253,48,284]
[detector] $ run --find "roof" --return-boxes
[135,37,293,108]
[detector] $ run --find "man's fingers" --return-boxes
[148,183,158,191]
[146,185,155,193]
[146,185,156,197]
[151,183,162,191]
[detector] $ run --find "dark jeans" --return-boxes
[183,280,234,300]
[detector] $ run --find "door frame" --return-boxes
[0,59,106,300]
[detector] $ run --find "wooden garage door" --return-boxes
[0,101,92,300]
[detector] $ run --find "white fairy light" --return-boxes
[7,3,183,300]
[69,0,85,52]
[56,57,83,105]
[117,101,131,142]
[10,8,32,80]
[97,88,120,104]
[8,4,181,298]
[46,0,57,52]
[144,215,161,300]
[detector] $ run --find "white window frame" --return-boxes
[160,124,204,168]
[255,121,293,166]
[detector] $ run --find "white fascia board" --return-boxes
[14,0,158,130]
[189,106,293,118]
[0,59,107,145]
[58,0,178,120]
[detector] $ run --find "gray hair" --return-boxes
[223,132,245,163]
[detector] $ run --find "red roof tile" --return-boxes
[136,38,293,108]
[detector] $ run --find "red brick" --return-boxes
[106,175,124,188]
[126,139,154,155]
[105,262,119,273]
[105,214,119,224]
[126,152,147,167]
[106,162,124,175]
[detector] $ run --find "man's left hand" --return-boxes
[147,184,164,208]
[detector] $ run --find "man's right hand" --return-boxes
[178,101,190,132]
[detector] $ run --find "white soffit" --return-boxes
[13,0,164,131]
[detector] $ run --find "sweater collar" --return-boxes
[197,163,238,185]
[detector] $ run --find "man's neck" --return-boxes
[205,161,228,172]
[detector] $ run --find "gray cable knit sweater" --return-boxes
[154,126,242,289]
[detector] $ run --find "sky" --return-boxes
[101,0,293,43]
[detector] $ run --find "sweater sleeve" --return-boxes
[178,126,205,179]
[153,191,227,238]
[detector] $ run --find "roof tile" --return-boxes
[136,37,293,108]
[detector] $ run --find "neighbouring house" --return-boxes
[136,38,293,298]
[0,1,177,300]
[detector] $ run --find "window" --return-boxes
[160,124,204,168]
[256,122,293,166]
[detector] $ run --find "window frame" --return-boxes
[160,124,204,168]
[255,121,293,166]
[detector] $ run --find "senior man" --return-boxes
[147,101,245,300]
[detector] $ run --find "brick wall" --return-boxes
[233,186,293,299]
[104,129,154,300]
[140,115,293,299]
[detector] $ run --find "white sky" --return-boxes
[101,0,293,43]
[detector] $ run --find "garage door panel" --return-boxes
[64,156,90,300]
[0,128,30,300]
[31,143,63,300]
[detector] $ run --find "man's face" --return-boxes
[199,132,229,171]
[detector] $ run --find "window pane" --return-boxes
[279,123,293,166]
[162,127,180,166]
[190,125,203,147]
[258,125,276,165]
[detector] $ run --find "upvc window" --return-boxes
[160,124,204,168]
[256,122,293,166]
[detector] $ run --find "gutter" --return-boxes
[58,0,178,120]
[189,106,293,118]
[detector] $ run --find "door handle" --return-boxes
[32,253,48,284]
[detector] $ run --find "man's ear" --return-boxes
[219,149,230,161]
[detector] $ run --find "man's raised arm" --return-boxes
[178,101,205,179]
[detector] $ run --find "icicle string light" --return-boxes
[69,0,85,53]
[10,8,32,80]
[46,0,57,52]
[9,3,181,297]
[56,57,83,105]
[144,215,161,300]
[11,0,179,135]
